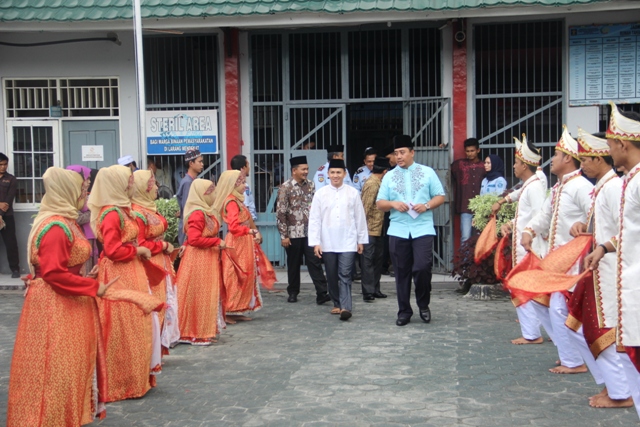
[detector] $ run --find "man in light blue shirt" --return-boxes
[376,135,445,326]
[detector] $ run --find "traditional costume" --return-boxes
[89,165,159,402]
[523,126,595,371]
[7,168,103,426]
[565,128,629,400]
[215,170,274,315]
[132,170,180,350]
[607,102,640,416]
[176,179,225,345]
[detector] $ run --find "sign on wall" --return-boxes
[569,23,640,106]
[81,145,104,162]
[146,110,218,155]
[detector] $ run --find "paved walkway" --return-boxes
[0,276,636,426]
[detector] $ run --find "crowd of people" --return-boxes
[6,101,640,425]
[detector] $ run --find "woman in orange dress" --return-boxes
[214,170,274,321]
[177,178,226,345]
[88,165,160,402]
[7,167,114,427]
[131,170,180,350]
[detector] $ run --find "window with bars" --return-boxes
[4,78,119,118]
[475,20,564,187]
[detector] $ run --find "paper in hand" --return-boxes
[407,202,419,219]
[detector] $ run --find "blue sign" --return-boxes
[146,110,219,155]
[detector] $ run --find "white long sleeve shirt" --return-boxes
[308,183,369,252]
[512,174,548,265]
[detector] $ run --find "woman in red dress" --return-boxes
[88,165,160,402]
[131,170,180,350]
[7,167,115,426]
[176,178,226,345]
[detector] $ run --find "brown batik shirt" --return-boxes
[360,174,384,236]
[276,177,315,240]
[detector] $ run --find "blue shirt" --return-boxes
[480,177,507,196]
[376,162,445,239]
[176,173,195,245]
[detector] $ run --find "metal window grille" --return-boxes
[474,21,564,187]
[12,125,54,204]
[4,78,119,118]
[144,35,222,193]
[409,28,442,98]
[290,32,341,101]
[349,29,402,99]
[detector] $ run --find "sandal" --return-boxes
[330,307,341,315]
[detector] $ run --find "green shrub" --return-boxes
[468,194,517,233]
[156,197,180,245]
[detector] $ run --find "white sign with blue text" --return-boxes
[146,110,218,155]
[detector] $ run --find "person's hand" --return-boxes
[491,202,502,215]
[281,238,291,248]
[520,233,533,252]
[500,223,512,237]
[357,244,364,254]
[137,246,152,260]
[174,210,181,218]
[392,201,410,212]
[164,242,174,255]
[97,276,120,297]
[413,203,429,214]
[87,264,99,279]
[0,202,9,211]
[254,231,262,244]
[570,221,587,238]
[178,245,186,258]
[314,245,323,259]
[218,240,227,250]
[584,246,606,271]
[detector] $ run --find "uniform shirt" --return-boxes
[511,174,547,265]
[308,183,368,253]
[276,177,315,240]
[352,166,372,192]
[588,169,622,329]
[176,173,195,244]
[616,163,640,346]
[376,162,446,239]
[480,177,507,196]
[524,168,593,275]
[361,174,384,236]
[0,172,17,216]
[313,162,353,189]
[244,184,257,220]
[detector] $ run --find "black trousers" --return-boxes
[0,215,20,272]
[286,237,328,297]
[389,234,434,318]
[361,235,384,295]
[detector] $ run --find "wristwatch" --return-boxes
[425,202,431,211]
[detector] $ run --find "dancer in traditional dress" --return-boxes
[567,128,631,408]
[584,103,640,418]
[132,170,180,351]
[521,126,594,374]
[176,178,226,345]
[214,170,269,322]
[89,165,160,402]
[494,134,550,345]
[7,167,115,426]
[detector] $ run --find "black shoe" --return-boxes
[373,292,387,298]
[287,294,298,303]
[11,271,20,279]
[389,271,395,278]
[419,307,431,323]
[316,294,331,305]
[353,274,362,281]
[396,317,410,326]
[339,310,352,321]
[363,294,375,302]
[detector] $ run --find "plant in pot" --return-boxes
[451,193,517,293]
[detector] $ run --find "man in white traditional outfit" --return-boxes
[585,103,640,418]
[308,158,368,322]
[313,144,353,189]
[568,128,631,408]
[521,126,594,374]
[493,134,551,345]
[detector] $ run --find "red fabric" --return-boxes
[225,200,251,236]
[186,211,221,248]
[135,216,164,255]
[494,233,512,281]
[38,226,99,297]
[142,259,166,288]
[539,235,593,273]
[101,210,137,262]
[625,347,640,374]
[474,216,498,264]
[225,28,242,164]
[255,244,276,290]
